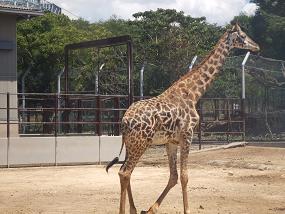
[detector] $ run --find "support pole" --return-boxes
[242,52,250,99]
[54,93,58,166]
[7,93,10,168]
[21,66,31,134]
[189,55,198,71]
[241,51,250,141]
[95,63,105,95]
[127,41,134,106]
[140,63,145,100]
[57,68,64,133]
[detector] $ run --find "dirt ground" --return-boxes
[0,146,285,214]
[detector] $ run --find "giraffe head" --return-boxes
[227,23,260,52]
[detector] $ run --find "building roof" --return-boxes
[0,1,61,19]
[0,5,43,18]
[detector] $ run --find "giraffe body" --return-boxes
[106,23,260,214]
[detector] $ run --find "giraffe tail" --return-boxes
[105,136,125,173]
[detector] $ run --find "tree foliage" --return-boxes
[17,7,284,97]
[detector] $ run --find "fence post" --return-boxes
[54,93,58,166]
[114,97,120,135]
[6,93,10,168]
[241,52,250,141]
[241,98,246,141]
[77,99,82,133]
[226,99,230,144]
[96,95,101,136]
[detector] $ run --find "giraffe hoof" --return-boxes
[140,211,147,214]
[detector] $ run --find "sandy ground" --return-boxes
[0,146,285,214]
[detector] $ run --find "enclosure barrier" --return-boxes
[0,92,245,167]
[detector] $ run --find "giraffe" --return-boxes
[106,23,260,214]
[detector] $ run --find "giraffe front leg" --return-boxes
[127,181,137,214]
[180,135,191,214]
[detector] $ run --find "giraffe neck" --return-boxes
[164,32,231,104]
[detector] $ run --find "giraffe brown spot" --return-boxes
[191,85,197,91]
[213,53,219,59]
[197,80,204,86]
[181,87,188,95]
[181,110,185,118]
[202,73,210,82]
[188,93,194,100]
[209,67,215,74]
[156,103,161,111]
[178,83,185,88]
[190,110,197,117]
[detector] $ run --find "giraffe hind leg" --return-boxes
[118,140,148,214]
[180,136,191,214]
[141,143,178,214]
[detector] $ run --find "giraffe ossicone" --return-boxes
[106,23,260,214]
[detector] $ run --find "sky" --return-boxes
[51,0,258,26]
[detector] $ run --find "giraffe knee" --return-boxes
[180,172,188,186]
[169,173,178,188]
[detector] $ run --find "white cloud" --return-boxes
[51,0,257,26]
[242,3,259,16]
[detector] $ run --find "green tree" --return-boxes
[17,12,111,93]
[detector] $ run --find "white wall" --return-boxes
[0,136,124,167]
[0,138,7,166]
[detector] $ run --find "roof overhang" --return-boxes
[0,6,43,19]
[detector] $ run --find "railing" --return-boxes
[0,93,245,147]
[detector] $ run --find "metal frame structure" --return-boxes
[64,35,134,106]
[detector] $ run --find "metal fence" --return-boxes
[0,92,245,149]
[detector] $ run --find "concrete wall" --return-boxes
[0,138,7,166]
[0,13,18,135]
[100,136,125,162]
[0,136,124,167]
[56,136,100,164]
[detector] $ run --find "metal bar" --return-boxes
[65,35,132,50]
[64,48,69,133]
[57,67,64,133]
[189,55,197,71]
[242,51,250,99]
[127,40,134,106]
[241,98,246,141]
[227,99,230,143]
[77,99,82,133]
[54,94,58,166]
[7,121,124,125]
[114,97,120,135]
[96,95,101,136]
[6,93,10,168]
[17,107,128,111]
[140,63,145,100]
